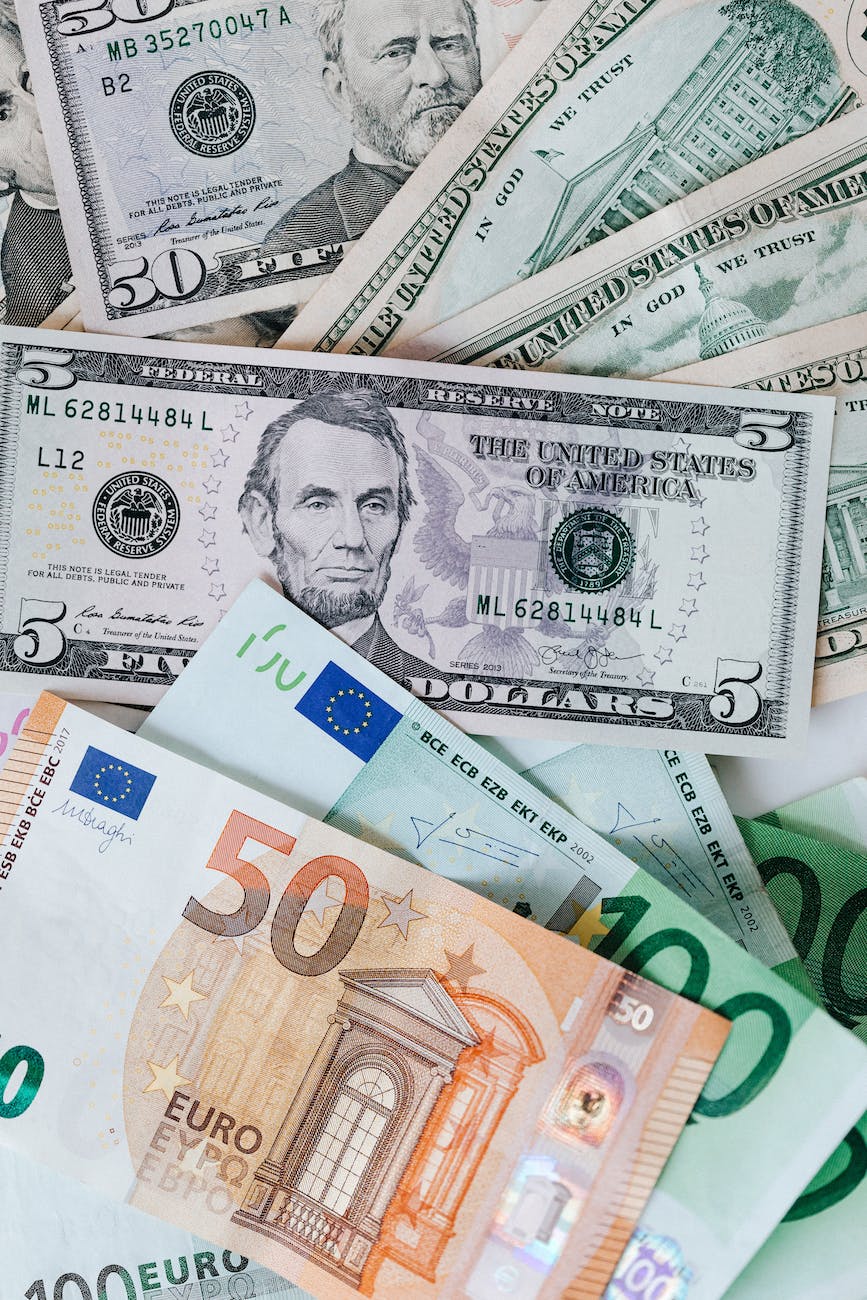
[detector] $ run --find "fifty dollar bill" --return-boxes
[18,0,551,337]
[0,325,834,755]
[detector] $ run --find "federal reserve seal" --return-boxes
[169,71,256,157]
[93,473,180,559]
[549,508,635,592]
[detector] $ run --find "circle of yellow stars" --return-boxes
[326,686,373,737]
[93,762,133,805]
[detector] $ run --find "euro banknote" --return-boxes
[729,792,867,1300]
[278,0,867,356]
[140,579,867,1297]
[401,108,867,376]
[0,692,731,1300]
[0,325,835,755]
[0,687,301,1300]
[18,0,552,338]
[0,1147,307,1300]
[479,735,796,963]
[664,314,867,709]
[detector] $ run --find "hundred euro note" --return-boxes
[0,1147,307,1300]
[279,0,867,356]
[664,313,867,707]
[727,788,867,1300]
[479,735,795,964]
[0,325,835,756]
[401,109,867,377]
[17,0,548,338]
[141,580,864,1297]
[0,692,731,1300]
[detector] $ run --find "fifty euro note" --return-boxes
[0,693,730,1300]
[141,579,867,1298]
[0,325,835,756]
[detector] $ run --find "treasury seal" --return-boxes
[549,508,635,592]
[93,473,180,559]
[169,71,256,158]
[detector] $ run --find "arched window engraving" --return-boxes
[298,1065,397,1217]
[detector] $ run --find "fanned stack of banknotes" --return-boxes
[0,0,865,1295]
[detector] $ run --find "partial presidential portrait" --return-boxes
[238,389,431,680]
[261,0,482,255]
[0,3,72,327]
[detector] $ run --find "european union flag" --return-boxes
[295,662,401,762]
[69,746,156,821]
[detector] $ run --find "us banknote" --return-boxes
[730,791,867,1300]
[140,580,865,1297]
[402,109,867,377]
[18,0,552,338]
[0,4,74,329]
[279,0,866,355]
[0,326,834,755]
[0,692,731,1300]
[480,736,796,962]
[665,314,867,708]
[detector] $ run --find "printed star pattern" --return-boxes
[442,943,485,990]
[144,1055,192,1101]
[326,687,373,737]
[378,890,426,940]
[160,972,205,1021]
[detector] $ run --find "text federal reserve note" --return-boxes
[729,790,867,1300]
[279,0,866,356]
[139,580,865,1298]
[402,110,867,376]
[0,693,730,1300]
[17,0,548,338]
[0,326,834,754]
[665,314,867,707]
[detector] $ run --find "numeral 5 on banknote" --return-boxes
[0,326,835,757]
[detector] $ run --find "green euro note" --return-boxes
[730,790,867,1300]
[402,107,867,378]
[480,735,801,970]
[281,0,867,356]
[142,580,867,1299]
